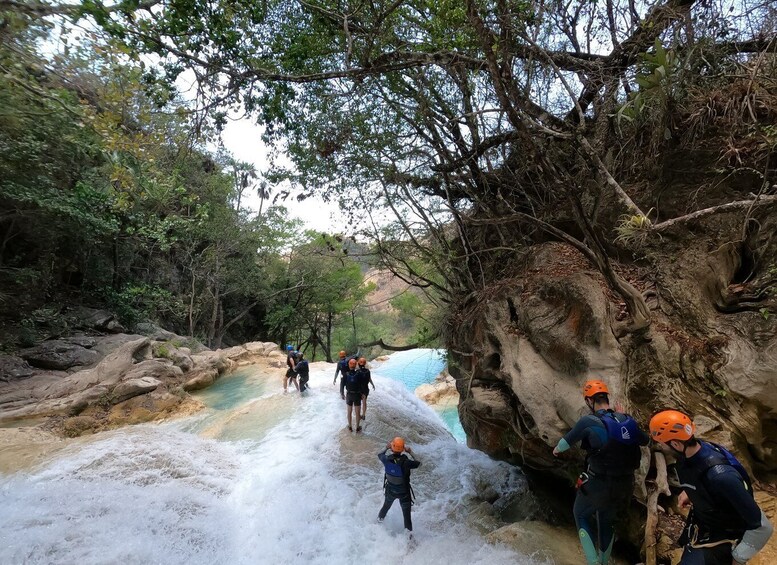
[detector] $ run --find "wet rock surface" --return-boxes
[0,333,284,436]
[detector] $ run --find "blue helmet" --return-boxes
[286,345,294,351]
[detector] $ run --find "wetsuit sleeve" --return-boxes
[407,460,421,469]
[556,416,605,451]
[378,451,388,463]
[340,377,345,396]
[636,426,650,446]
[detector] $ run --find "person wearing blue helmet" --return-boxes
[284,345,298,392]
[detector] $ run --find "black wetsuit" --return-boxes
[285,351,297,380]
[378,450,421,531]
[296,359,309,392]
[677,441,765,565]
[357,366,372,396]
[559,409,649,565]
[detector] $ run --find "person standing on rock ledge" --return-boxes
[552,380,648,565]
[649,410,773,565]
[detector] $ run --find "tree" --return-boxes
[39,0,772,338]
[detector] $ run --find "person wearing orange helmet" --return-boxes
[356,357,375,420]
[552,380,649,565]
[377,437,421,536]
[340,357,364,432]
[333,350,349,386]
[649,410,772,565]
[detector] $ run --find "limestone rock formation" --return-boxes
[0,333,284,435]
[450,206,777,479]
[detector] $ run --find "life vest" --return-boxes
[344,370,361,393]
[588,411,642,475]
[681,442,755,541]
[337,358,349,377]
[382,453,414,502]
[701,442,753,493]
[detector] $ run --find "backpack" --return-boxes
[383,454,415,501]
[702,442,753,493]
[344,370,361,392]
[599,412,642,445]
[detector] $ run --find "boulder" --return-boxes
[0,355,35,381]
[70,306,125,333]
[486,521,627,565]
[183,368,218,391]
[19,339,101,371]
[112,377,162,403]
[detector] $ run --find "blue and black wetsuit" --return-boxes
[378,449,421,531]
[333,358,349,385]
[555,409,648,565]
[677,441,772,565]
[340,369,362,405]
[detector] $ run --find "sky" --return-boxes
[219,118,343,234]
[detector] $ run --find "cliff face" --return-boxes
[449,208,777,479]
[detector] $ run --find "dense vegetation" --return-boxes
[2,0,774,356]
[0,14,438,357]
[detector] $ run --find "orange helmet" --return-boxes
[390,437,405,453]
[649,410,696,443]
[358,357,367,366]
[348,358,357,368]
[583,380,609,398]
[339,350,346,359]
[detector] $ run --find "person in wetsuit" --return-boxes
[295,352,310,393]
[356,357,375,420]
[340,358,363,432]
[649,410,773,565]
[333,350,348,386]
[552,380,649,565]
[284,345,298,392]
[378,437,421,536]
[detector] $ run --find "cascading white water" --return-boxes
[0,363,551,565]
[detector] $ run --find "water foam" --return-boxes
[0,364,548,565]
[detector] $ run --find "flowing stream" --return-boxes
[0,356,552,565]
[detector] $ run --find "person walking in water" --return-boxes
[649,410,773,565]
[340,358,363,432]
[296,352,310,393]
[284,345,298,392]
[357,357,375,420]
[378,437,421,536]
[552,380,648,565]
[333,350,348,386]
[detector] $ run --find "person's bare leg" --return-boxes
[293,379,299,391]
[355,406,362,431]
[347,405,353,430]
[361,396,367,420]
[283,377,288,392]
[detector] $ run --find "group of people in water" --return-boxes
[333,350,376,431]
[554,380,773,565]
[281,345,419,534]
